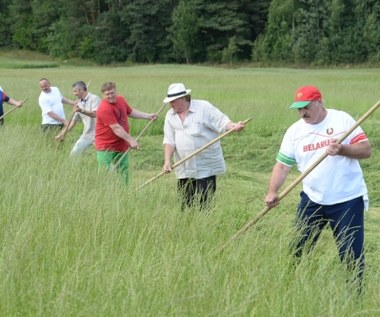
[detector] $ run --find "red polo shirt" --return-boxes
[95,95,132,152]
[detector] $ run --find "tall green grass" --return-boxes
[1,59,380,316]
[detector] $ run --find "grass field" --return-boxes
[1,51,380,316]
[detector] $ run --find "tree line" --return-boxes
[0,0,379,65]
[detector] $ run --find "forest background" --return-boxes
[1,0,380,66]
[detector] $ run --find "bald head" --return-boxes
[39,78,51,93]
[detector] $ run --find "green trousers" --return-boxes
[97,150,129,184]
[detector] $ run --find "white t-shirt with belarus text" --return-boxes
[277,109,369,206]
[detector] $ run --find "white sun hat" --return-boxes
[163,83,191,103]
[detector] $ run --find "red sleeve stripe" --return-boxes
[350,132,368,144]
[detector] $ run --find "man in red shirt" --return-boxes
[95,81,157,183]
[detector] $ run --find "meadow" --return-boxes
[1,51,380,316]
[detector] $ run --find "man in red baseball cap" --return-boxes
[265,84,371,290]
[289,85,322,108]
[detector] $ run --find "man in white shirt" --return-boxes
[162,83,245,210]
[55,81,100,157]
[265,85,371,288]
[38,78,76,132]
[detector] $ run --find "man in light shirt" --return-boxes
[162,83,245,210]
[38,78,76,133]
[55,81,100,157]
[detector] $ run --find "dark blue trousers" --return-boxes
[0,102,4,125]
[294,191,365,281]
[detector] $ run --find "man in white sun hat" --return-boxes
[162,83,245,210]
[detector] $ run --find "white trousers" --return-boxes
[70,136,94,157]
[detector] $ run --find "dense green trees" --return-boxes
[1,0,269,64]
[1,0,380,65]
[0,0,12,46]
[253,0,380,64]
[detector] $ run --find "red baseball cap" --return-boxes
[290,85,322,109]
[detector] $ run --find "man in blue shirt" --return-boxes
[0,86,23,125]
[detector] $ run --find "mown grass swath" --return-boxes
[0,55,380,316]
